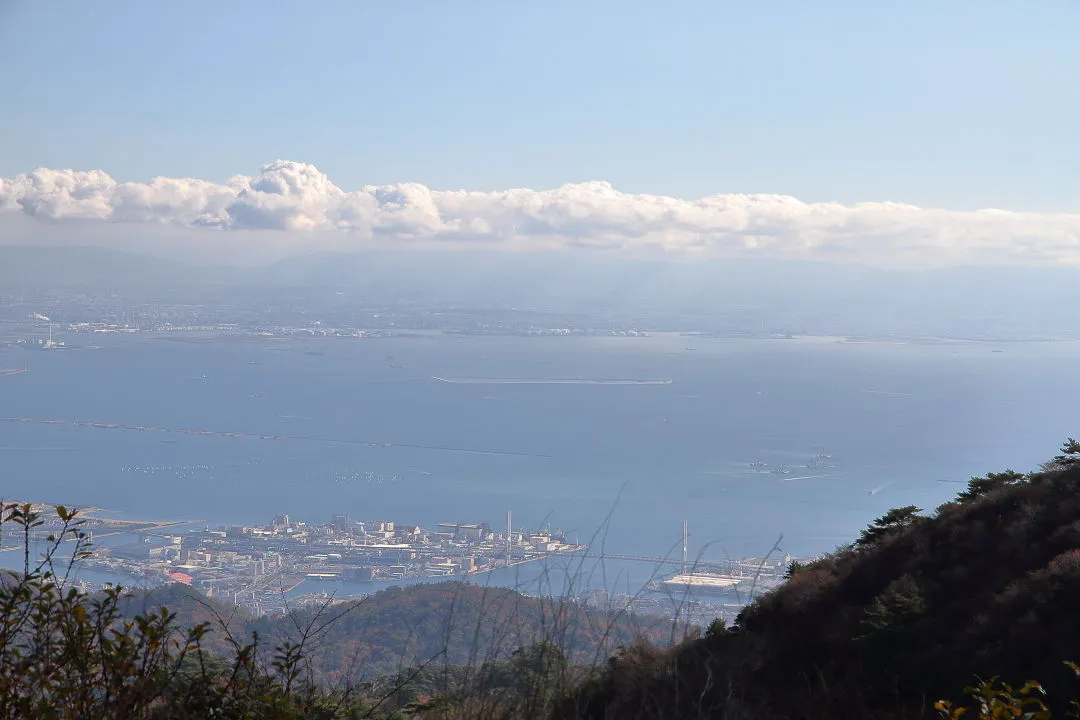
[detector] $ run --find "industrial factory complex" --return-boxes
[76,510,585,613]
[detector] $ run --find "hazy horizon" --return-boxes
[4,1,1080,613]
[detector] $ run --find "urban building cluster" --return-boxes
[84,512,586,613]
[0,286,666,346]
[11,503,803,621]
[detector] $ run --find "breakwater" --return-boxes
[431,376,672,385]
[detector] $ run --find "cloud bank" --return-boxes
[2,160,1079,267]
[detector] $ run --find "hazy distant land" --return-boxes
[430,376,673,385]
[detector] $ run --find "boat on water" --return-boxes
[652,572,745,596]
[304,572,341,581]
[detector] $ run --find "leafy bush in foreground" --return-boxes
[0,501,367,719]
[10,437,1080,719]
[0,501,672,719]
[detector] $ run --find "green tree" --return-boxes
[855,505,923,548]
[783,560,807,579]
[860,575,926,636]
[704,617,727,640]
[957,470,1026,502]
[1044,437,1080,471]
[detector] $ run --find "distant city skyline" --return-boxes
[1,1,1078,212]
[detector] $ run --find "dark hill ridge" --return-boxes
[122,580,676,684]
[7,447,1080,718]
[248,582,677,682]
[567,443,1080,720]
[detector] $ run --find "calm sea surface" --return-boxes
[2,333,1079,590]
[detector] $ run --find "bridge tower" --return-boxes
[682,520,688,574]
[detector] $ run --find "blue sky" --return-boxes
[1,1,1078,210]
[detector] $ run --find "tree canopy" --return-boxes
[565,440,1080,720]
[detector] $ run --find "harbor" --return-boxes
[4,501,810,617]
[6,503,587,614]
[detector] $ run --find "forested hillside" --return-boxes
[7,441,1080,718]
[0,500,678,719]
[124,580,676,684]
[565,441,1080,719]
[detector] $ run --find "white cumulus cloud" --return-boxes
[2,160,1079,266]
